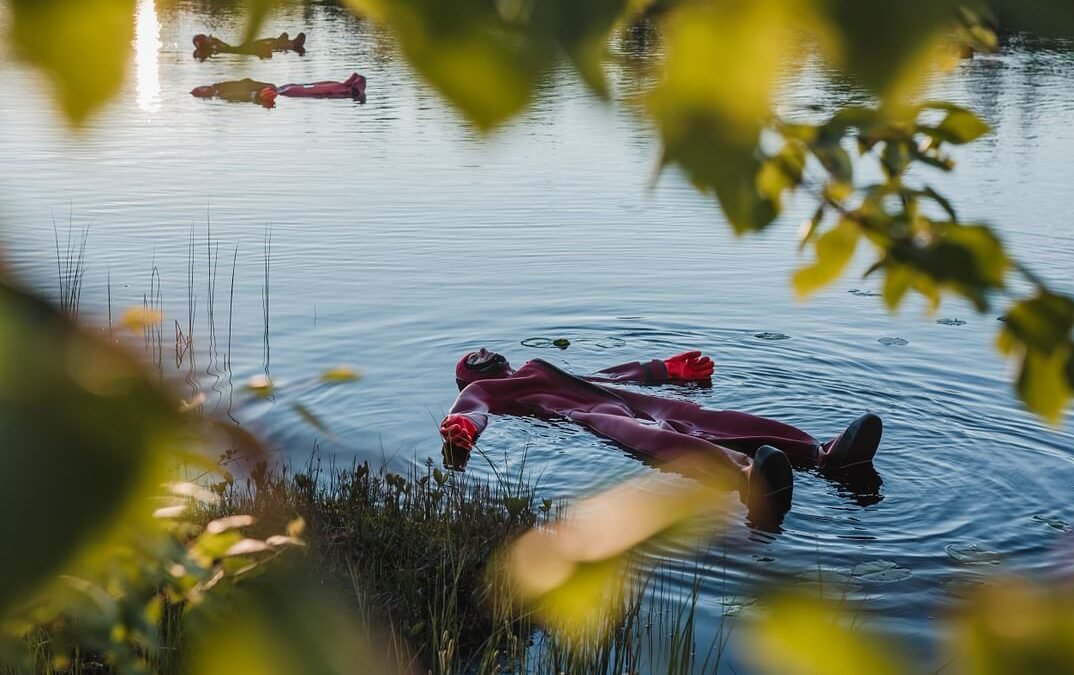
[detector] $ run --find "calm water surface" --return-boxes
[2,1,1073,670]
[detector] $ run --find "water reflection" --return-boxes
[135,0,161,112]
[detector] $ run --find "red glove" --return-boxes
[258,87,278,108]
[664,351,714,381]
[440,414,479,451]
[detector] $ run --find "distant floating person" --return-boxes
[192,32,306,60]
[191,73,367,107]
[190,78,278,106]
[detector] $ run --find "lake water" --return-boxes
[1,1,1073,670]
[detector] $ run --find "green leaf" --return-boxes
[343,0,540,130]
[812,142,854,184]
[882,263,914,310]
[999,293,1074,355]
[921,187,958,221]
[889,223,1008,310]
[997,293,1074,422]
[925,109,991,144]
[529,0,630,98]
[343,0,627,130]
[650,0,807,234]
[881,141,911,178]
[798,205,826,251]
[1015,348,1072,425]
[0,281,179,614]
[815,0,962,95]
[758,142,807,208]
[793,219,861,298]
[10,0,137,125]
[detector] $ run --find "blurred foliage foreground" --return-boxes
[2,276,1074,674]
[4,0,1074,673]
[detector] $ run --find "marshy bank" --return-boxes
[2,451,742,675]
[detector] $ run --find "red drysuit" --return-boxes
[441,351,826,477]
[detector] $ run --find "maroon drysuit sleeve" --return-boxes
[447,372,544,440]
[584,359,669,384]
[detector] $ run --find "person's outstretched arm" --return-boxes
[440,377,529,451]
[584,351,714,385]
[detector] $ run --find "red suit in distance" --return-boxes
[441,349,882,518]
[191,73,367,108]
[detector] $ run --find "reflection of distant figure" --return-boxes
[192,32,307,60]
[440,349,883,523]
[191,73,367,108]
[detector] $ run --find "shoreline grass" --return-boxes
[2,455,736,675]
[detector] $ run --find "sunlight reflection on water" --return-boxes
[135,0,161,112]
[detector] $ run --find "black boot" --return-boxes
[747,445,793,522]
[820,413,883,469]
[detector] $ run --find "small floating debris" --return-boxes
[793,568,862,593]
[848,288,882,297]
[522,337,557,348]
[522,336,624,349]
[247,373,274,397]
[1032,514,1072,533]
[937,318,966,326]
[878,337,909,346]
[997,315,1008,322]
[941,575,988,598]
[711,595,758,617]
[321,365,360,382]
[754,332,791,341]
[945,543,1001,565]
[850,559,912,583]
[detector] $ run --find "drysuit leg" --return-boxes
[569,410,751,485]
[671,409,820,463]
[609,389,820,464]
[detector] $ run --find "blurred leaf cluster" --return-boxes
[0,280,382,674]
[504,466,727,641]
[745,579,1074,675]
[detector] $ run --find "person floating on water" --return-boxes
[190,78,278,106]
[192,32,306,60]
[191,73,367,107]
[440,349,883,522]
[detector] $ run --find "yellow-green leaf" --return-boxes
[1015,348,1072,425]
[793,219,861,298]
[321,366,361,383]
[932,109,991,144]
[10,0,137,125]
[749,594,905,675]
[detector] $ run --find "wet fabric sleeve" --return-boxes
[584,359,669,384]
[447,378,530,437]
